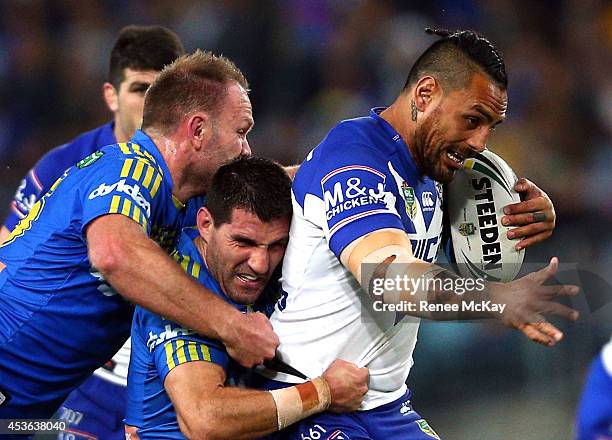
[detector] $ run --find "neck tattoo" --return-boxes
[411,100,418,122]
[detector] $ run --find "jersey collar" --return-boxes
[130,130,174,190]
[101,121,118,146]
[369,107,427,181]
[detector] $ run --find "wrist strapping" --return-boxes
[269,377,331,430]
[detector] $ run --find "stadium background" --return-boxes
[0,0,610,438]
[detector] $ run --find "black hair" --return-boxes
[108,25,185,88]
[206,157,292,226]
[404,28,507,91]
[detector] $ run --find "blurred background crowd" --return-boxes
[0,0,610,438]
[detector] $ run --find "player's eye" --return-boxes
[130,84,150,95]
[465,116,480,128]
[271,241,288,251]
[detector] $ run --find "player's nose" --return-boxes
[241,139,252,157]
[248,247,270,275]
[467,126,488,153]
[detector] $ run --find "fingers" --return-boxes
[514,231,552,251]
[535,300,580,321]
[530,257,559,284]
[514,177,542,196]
[502,211,549,227]
[504,196,547,215]
[358,366,369,387]
[519,322,562,347]
[537,284,580,299]
[507,222,551,241]
[228,312,279,368]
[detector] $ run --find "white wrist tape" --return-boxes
[269,377,331,430]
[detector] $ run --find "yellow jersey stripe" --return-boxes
[109,195,121,214]
[121,199,132,217]
[131,205,142,224]
[132,160,145,181]
[172,195,185,209]
[131,143,153,161]
[120,159,134,178]
[180,256,190,273]
[190,261,201,279]
[143,150,156,163]
[142,166,155,190]
[176,339,187,364]
[150,174,162,198]
[119,143,131,155]
[187,342,200,361]
[165,342,176,370]
[198,344,212,362]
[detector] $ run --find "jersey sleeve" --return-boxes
[3,144,73,231]
[154,335,230,383]
[305,142,404,257]
[80,155,164,234]
[132,306,230,384]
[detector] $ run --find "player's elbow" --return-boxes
[176,401,221,440]
[177,404,227,440]
[88,233,128,277]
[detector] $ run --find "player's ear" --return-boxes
[197,206,214,240]
[103,82,119,113]
[414,76,438,112]
[188,113,210,151]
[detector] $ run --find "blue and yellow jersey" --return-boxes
[0,130,196,419]
[126,227,254,439]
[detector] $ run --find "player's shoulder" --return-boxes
[293,115,393,200]
[80,139,164,187]
[133,305,195,351]
[319,115,394,155]
[304,116,395,173]
[34,122,116,184]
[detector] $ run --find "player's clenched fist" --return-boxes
[490,257,579,340]
[322,359,369,413]
[223,311,279,368]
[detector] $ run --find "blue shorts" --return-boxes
[54,374,126,440]
[258,377,441,440]
[576,354,612,440]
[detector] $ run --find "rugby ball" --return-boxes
[447,150,524,282]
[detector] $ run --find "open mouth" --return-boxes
[237,273,259,282]
[235,273,264,289]
[446,149,465,165]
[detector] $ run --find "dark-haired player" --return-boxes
[258,29,578,439]
[125,157,368,439]
[0,25,186,439]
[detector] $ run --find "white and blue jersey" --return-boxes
[263,108,444,411]
[0,130,195,419]
[126,228,274,439]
